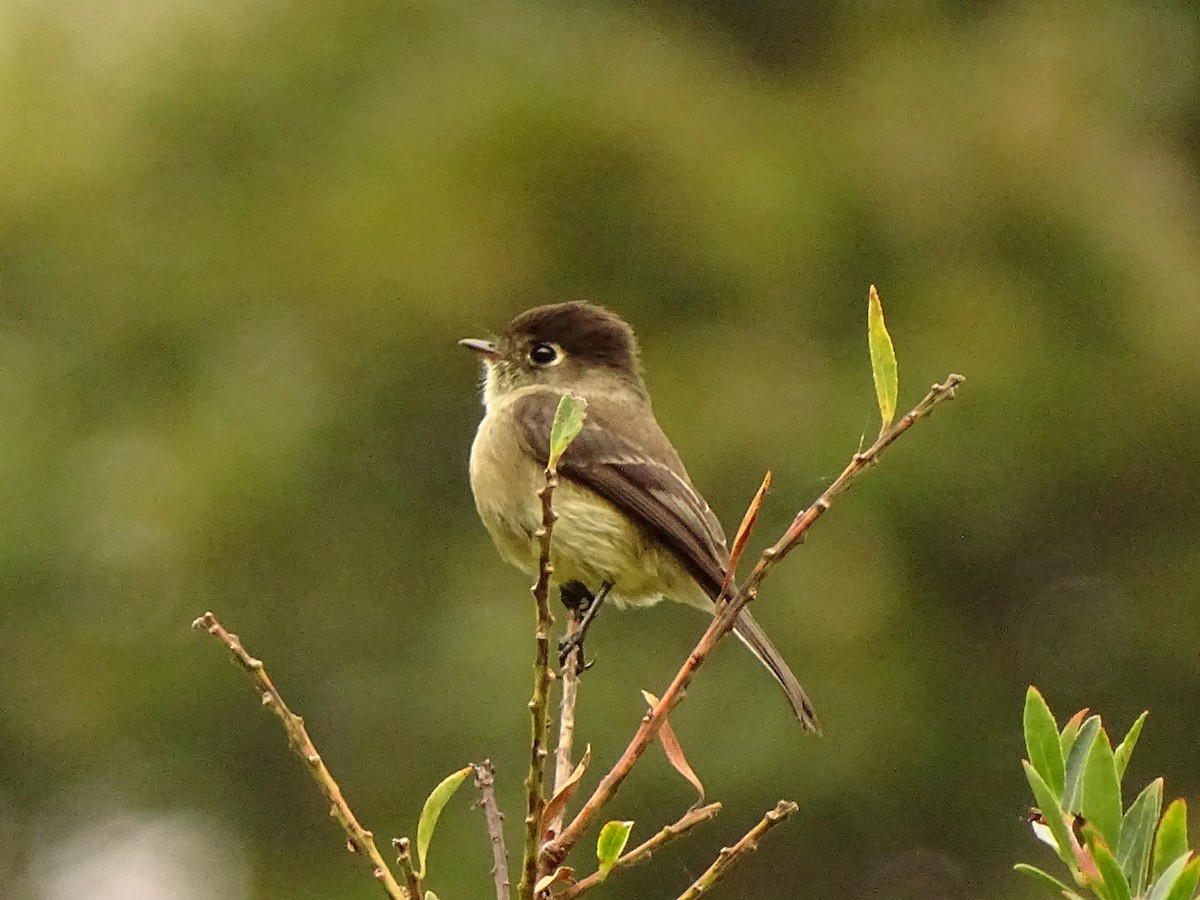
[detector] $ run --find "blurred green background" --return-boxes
[2,1,1198,898]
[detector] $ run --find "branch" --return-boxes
[548,606,585,837]
[770,374,965,561]
[473,761,511,900]
[518,466,560,900]
[393,838,423,900]
[191,612,407,900]
[559,803,723,899]
[541,374,964,869]
[675,800,798,899]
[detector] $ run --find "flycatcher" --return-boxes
[461,301,819,732]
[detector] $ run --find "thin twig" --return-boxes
[473,761,511,900]
[541,375,963,869]
[393,838,423,900]
[559,803,723,899]
[191,612,407,900]
[519,467,560,900]
[675,800,798,899]
[548,606,584,837]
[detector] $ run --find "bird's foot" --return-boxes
[557,580,611,671]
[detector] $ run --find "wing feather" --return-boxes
[514,391,729,598]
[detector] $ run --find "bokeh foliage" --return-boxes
[1,1,1198,898]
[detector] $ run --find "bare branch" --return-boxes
[473,761,511,900]
[392,837,422,900]
[559,803,722,899]
[541,375,964,869]
[518,466,561,900]
[675,800,798,899]
[548,605,585,837]
[191,612,407,900]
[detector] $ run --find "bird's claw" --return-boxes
[557,632,594,671]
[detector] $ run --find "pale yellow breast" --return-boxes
[467,389,708,611]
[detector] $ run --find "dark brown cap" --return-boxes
[504,301,640,375]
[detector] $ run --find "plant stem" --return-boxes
[473,761,511,900]
[548,606,584,837]
[192,612,407,900]
[518,468,560,899]
[675,800,798,899]
[559,803,722,898]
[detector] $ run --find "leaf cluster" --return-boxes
[1019,687,1197,900]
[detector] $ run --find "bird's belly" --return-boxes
[543,483,664,606]
[468,406,710,610]
[469,429,696,609]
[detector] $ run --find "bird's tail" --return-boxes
[732,608,821,734]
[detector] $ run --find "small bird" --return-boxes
[461,301,819,732]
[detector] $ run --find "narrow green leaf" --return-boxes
[1063,716,1102,814]
[1153,799,1190,882]
[1014,863,1085,898]
[1091,835,1132,900]
[1061,708,1091,760]
[1025,760,1080,874]
[415,765,472,878]
[1114,712,1148,781]
[596,820,634,880]
[1081,728,1122,849]
[1149,853,1193,900]
[548,394,587,472]
[1079,823,1115,900]
[1162,857,1200,900]
[867,285,898,430]
[1026,687,1066,799]
[1118,778,1162,895]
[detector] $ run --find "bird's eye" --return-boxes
[529,342,559,366]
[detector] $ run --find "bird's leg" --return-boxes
[557,580,612,670]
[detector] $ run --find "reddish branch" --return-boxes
[540,374,964,871]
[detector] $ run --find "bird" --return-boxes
[460,300,819,732]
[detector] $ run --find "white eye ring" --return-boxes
[528,342,564,366]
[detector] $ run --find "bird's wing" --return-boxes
[514,390,729,598]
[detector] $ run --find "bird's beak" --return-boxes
[459,337,500,359]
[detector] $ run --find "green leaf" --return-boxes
[1063,716,1102,814]
[1024,760,1080,874]
[415,765,472,878]
[548,394,587,472]
[1026,687,1066,799]
[1149,853,1193,900]
[1163,857,1200,900]
[596,820,634,880]
[1118,778,1162,895]
[1153,799,1190,883]
[867,285,898,430]
[1114,712,1148,782]
[1061,708,1091,760]
[1091,835,1132,900]
[1013,863,1084,898]
[1081,728,1123,849]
